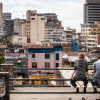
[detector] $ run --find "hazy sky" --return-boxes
[0,0,84,32]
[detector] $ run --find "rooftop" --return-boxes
[65,52,89,56]
[0,45,6,49]
[10,87,100,100]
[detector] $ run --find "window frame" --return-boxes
[32,54,35,58]
[56,53,59,60]
[32,62,37,68]
[45,62,50,68]
[45,54,50,59]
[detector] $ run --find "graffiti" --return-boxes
[0,77,6,97]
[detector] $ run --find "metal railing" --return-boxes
[9,68,100,94]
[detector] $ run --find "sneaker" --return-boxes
[76,88,79,93]
[82,98,85,100]
[83,87,86,93]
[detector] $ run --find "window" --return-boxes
[32,62,37,68]
[31,18,35,20]
[56,53,59,60]
[56,63,59,68]
[45,63,50,68]
[41,18,44,20]
[32,54,35,58]
[98,29,100,31]
[45,54,50,59]
[22,61,26,66]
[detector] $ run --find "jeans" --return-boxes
[92,78,100,88]
[70,79,88,88]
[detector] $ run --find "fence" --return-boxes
[0,68,100,100]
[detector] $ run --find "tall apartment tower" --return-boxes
[22,10,45,43]
[84,0,100,24]
[0,2,2,25]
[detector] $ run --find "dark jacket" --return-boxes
[73,59,88,80]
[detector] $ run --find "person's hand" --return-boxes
[87,77,90,80]
[71,77,74,80]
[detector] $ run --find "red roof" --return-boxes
[0,45,6,49]
[22,43,41,46]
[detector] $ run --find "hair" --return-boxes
[97,56,100,59]
[78,52,85,60]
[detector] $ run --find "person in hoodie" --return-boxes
[70,52,90,93]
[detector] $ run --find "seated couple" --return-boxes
[70,52,100,93]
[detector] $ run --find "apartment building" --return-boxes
[2,12,11,27]
[28,45,62,75]
[5,19,14,35]
[66,27,76,34]
[44,13,57,21]
[0,2,2,25]
[45,29,64,41]
[64,30,73,42]
[84,0,100,23]
[10,35,27,44]
[45,13,64,41]
[22,10,45,43]
[80,22,100,48]
[14,18,26,35]
[5,45,28,77]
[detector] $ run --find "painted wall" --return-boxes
[11,35,27,44]
[28,51,62,73]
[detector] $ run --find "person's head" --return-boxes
[78,52,85,60]
[97,56,100,60]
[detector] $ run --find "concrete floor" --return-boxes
[10,87,100,100]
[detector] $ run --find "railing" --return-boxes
[8,68,100,94]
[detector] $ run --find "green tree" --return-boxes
[77,33,80,35]
[0,56,6,64]
[3,40,12,45]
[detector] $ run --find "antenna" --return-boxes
[23,14,24,19]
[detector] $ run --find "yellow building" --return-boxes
[29,75,57,86]
[80,22,100,48]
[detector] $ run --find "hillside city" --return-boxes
[0,0,100,100]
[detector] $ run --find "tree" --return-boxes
[3,40,12,46]
[0,56,6,64]
[77,33,81,35]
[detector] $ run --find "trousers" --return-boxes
[70,79,88,88]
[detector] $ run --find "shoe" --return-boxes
[83,87,86,93]
[82,98,85,100]
[76,88,79,93]
[68,98,72,100]
[94,88,97,93]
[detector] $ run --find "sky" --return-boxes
[0,0,84,33]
